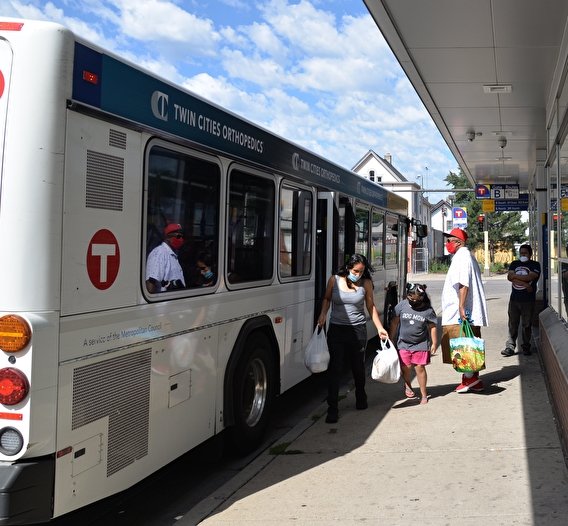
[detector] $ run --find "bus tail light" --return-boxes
[0,22,24,31]
[0,315,31,352]
[0,427,24,456]
[0,368,29,405]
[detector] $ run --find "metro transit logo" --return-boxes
[475,184,492,199]
[151,91,168,121]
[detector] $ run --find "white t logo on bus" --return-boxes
[91,244,116,282]
[87,230,121,290]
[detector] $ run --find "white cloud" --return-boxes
[115,1,219,46]
[0,0,458,195]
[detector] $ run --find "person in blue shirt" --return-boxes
[502,244,541,356]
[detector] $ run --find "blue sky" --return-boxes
[1,0,458,200]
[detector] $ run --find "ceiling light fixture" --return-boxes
[483,84,513,93]
[466,131,475,142]
[491,131,513,136]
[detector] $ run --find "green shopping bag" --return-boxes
[449,319,486,372]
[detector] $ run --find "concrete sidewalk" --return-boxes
[180,275,568,525]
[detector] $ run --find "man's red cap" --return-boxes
[443,227,468,242]
[163,223,183,236]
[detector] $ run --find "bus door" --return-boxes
[398,217,409,292]
[315,192,334,326]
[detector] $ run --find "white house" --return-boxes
[430,198,453,233]
[352,150,431,273]
[430,198,454,259]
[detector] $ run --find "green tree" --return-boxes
[445,169,527,262]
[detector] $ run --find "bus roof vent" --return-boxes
[109,129,127,149]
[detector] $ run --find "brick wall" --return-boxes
[539,308,568,458]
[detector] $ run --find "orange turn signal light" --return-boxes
[0,315,31,352]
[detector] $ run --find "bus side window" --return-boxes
[385,213,399,268]
[279,185,313,278]
[228,170,275,283]
[372,209,384,268]
[355,205,370,259]
[145,144,221,293]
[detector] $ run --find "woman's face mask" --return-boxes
[348,272,361,283]
[203,269,214,280]
[519,256,529,263]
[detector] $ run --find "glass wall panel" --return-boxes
[550,155,559,316]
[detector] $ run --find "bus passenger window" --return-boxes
[279,186,313,278]
[145,145,220,294]
[355,206,369,258]
[385,214,399,267]
[372,209,384,268]
[228,170,275,283]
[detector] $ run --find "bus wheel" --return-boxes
[229,332,275,455]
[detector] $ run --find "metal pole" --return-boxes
[484,230,490,277]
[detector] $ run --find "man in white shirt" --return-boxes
[441,228,489,392]
[146,223,186,292]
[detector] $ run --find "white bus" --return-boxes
[0,18,408,524]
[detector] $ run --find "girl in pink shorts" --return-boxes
[388,283,438,404]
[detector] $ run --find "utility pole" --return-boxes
[484,214,490,277]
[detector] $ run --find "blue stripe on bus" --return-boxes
[72,43,102,108]
[72,43,405,214]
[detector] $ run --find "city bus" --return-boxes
[0,18,408,524]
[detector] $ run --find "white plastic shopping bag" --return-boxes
[371,338,400,383]
[304,326,330,373]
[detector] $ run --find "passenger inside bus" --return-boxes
[146,223,186,292]
[196,250,216,287]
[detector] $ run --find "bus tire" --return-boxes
[228,332,275,455]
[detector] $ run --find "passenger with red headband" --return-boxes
[146,222,186,292]
[440,228,489,393]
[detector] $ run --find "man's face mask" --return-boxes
[446,241,458,254]
[169,234,184,250]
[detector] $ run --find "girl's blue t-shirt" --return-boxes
[393,299,437,351]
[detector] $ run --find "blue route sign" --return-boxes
[494,195,529,211]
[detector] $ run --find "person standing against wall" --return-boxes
[501,244,541,356]
[440,228,489,392]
